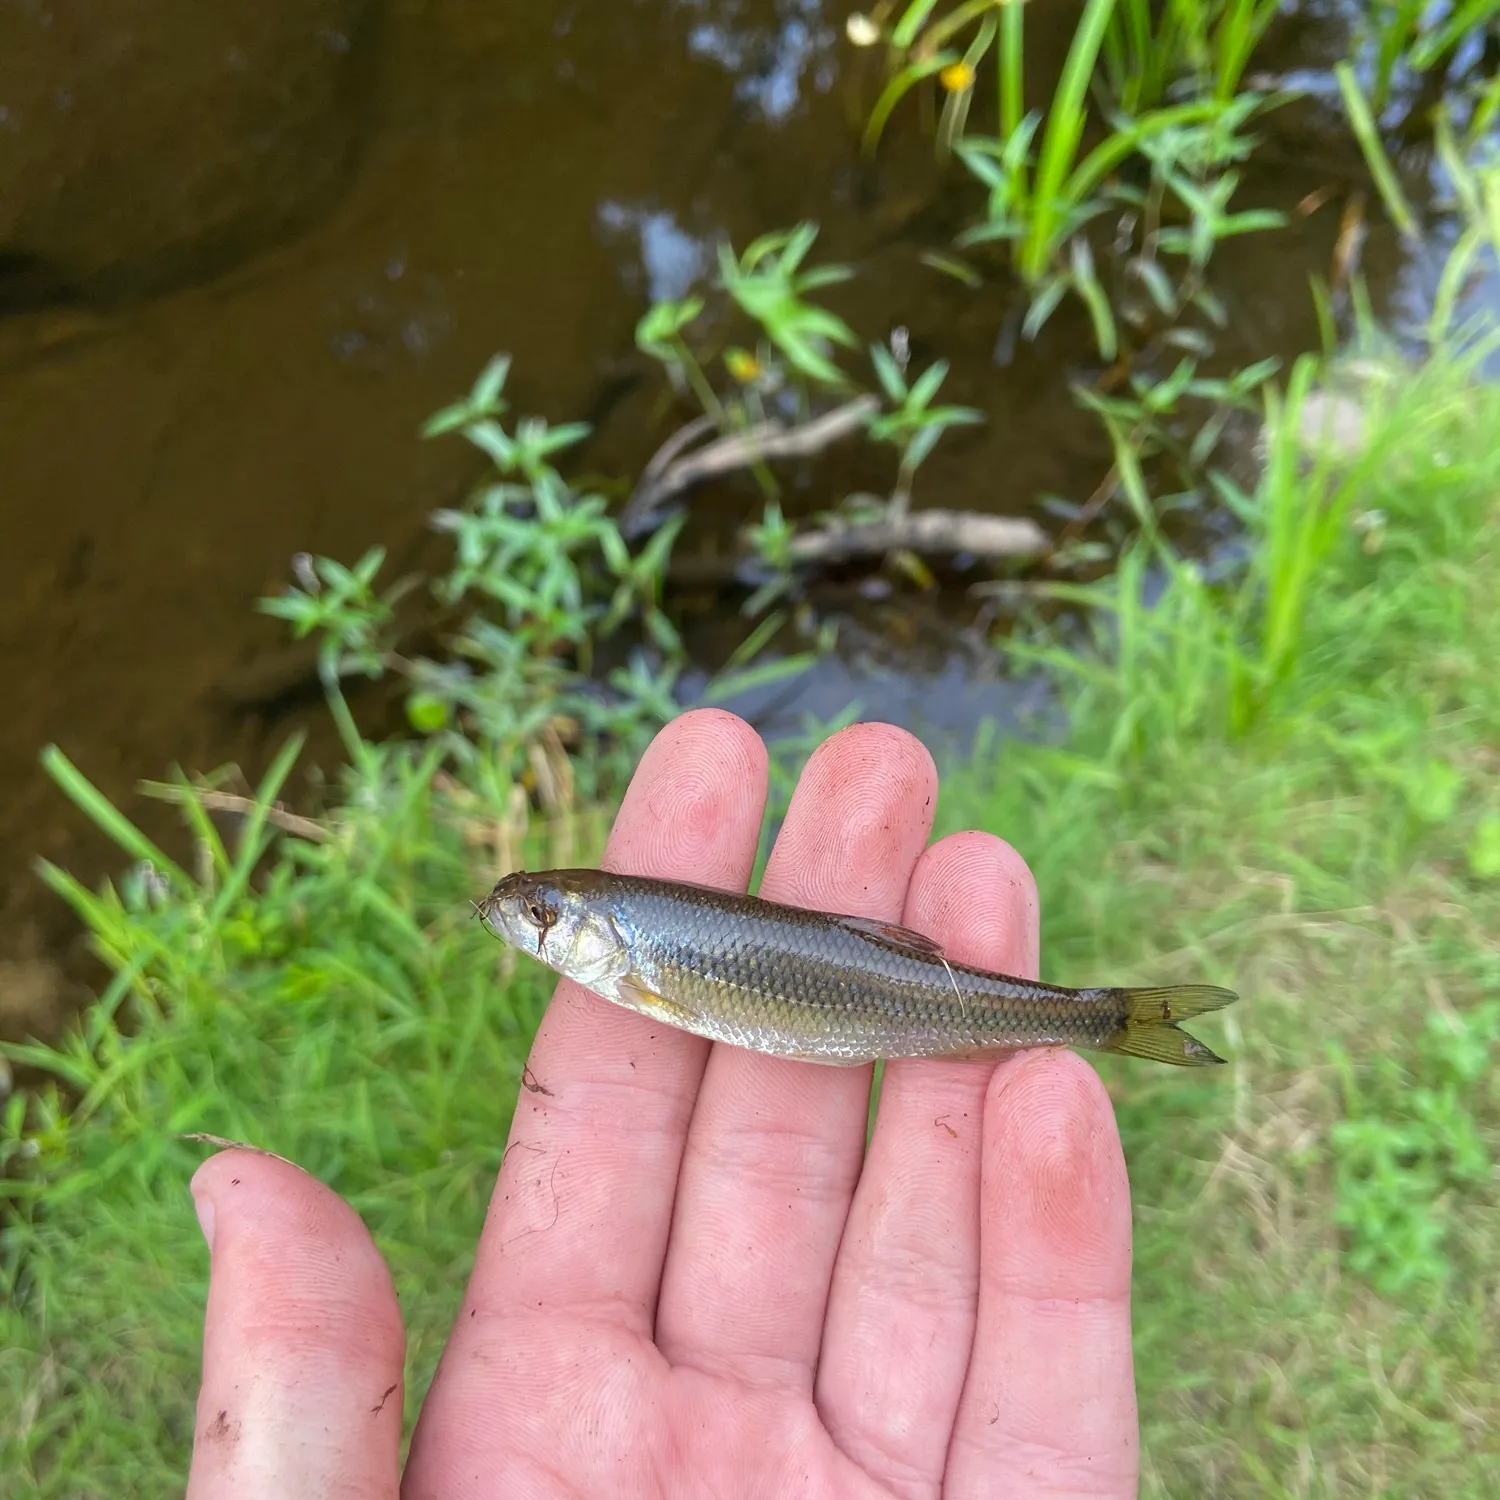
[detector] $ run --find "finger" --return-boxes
[817,831,1039,1499]
[184,1150,404,1500]
[407,710,768,1473]
[947,1051,1139,1498]
[655,721,938,1390]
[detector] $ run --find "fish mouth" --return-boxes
[476,872,561,958]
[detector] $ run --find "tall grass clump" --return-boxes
[857,0,1287,365]
[931,325,1500,1493]
[2,730,609,1493]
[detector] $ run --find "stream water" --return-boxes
[0,0,1477,1036]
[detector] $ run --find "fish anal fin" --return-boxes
[779,1051,874,1068]
[835,914,946,959]
[927,1044,1025,1063]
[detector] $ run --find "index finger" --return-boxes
[421,709,766,1337]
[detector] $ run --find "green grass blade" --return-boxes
[891,0,944,50]
[1409,0,1500,71]
[925,0,1006,52]
[1022,0,1120,282]
[862,51,960,156]
[998,0,1027,207]
[39,745,192,890]
[1429,223,1485,346]
[206,731,308,928]
[1336,63,1419,243]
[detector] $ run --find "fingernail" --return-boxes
[192,1189,216,1252]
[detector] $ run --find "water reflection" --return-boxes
[596,201,712,303]
[675,0,839,120]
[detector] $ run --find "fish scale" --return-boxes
[613,879,1101,1059]
[480,869,1239,1068]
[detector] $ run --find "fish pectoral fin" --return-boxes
[617,975,698,1028]
[833,914,947,959]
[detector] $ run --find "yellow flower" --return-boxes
[939,61,975,94]
[725,347,762,384]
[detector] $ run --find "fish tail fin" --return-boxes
[1099,985,1238,1067]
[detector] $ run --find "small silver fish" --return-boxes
[479,868,1236,1067]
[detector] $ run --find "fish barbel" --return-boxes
[478,868,1238,1067]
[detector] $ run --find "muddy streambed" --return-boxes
[0,0,1474,1037]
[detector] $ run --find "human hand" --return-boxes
[185,711,1139,1499]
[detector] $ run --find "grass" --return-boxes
[1,745,612,1493]
[3,323,1498,1493]
[935,342,1500,1493]
[4,2,1498,1491]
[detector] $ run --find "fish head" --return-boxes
[478,870,631,992]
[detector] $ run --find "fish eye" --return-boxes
[526,899,551,927]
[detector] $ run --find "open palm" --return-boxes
[185,711,1139,1499]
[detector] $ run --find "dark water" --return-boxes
[0,0,1468,1035]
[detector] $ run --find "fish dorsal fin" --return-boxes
[833,914,946,959]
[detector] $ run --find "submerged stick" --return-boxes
[667,505,1049,585]
[783,507,1048,566]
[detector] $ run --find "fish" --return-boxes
[477,868,1238,1068]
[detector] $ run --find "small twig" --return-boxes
[621,396,880,533]
[141,785,330,843]
[620,414,718,536]
[176,1133,307,1170]
[1054,448,1129,548]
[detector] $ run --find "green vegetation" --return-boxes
[6,1,1500,1495]
[6,316,1498,1498]
[935,338,1500,1491]
[857,0,1288,361]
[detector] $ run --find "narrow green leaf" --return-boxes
[862,52,960,156]
[40,747,191,889]
[870,343,909,403]
[907,358,951,410]
[1070,239,1119,361]
[1336,63,1419,242]
[1022,0,1120,282]
[891,0,944,49]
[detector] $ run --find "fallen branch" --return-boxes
[786,507,1048,567]
[669,505,1049,584]
[621,396,880,535]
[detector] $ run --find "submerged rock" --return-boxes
[0,0,379,311]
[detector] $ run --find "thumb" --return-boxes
[184,1149,406,1500]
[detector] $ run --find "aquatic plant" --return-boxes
[713,223,859,399]
[632,222,986,526]
[1353,0,1500,119]
[866,341,985,511]
[854,0,1287,367]
[1101,0,1283,111]
[260,353,816,802]
[857,0,1284,154]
